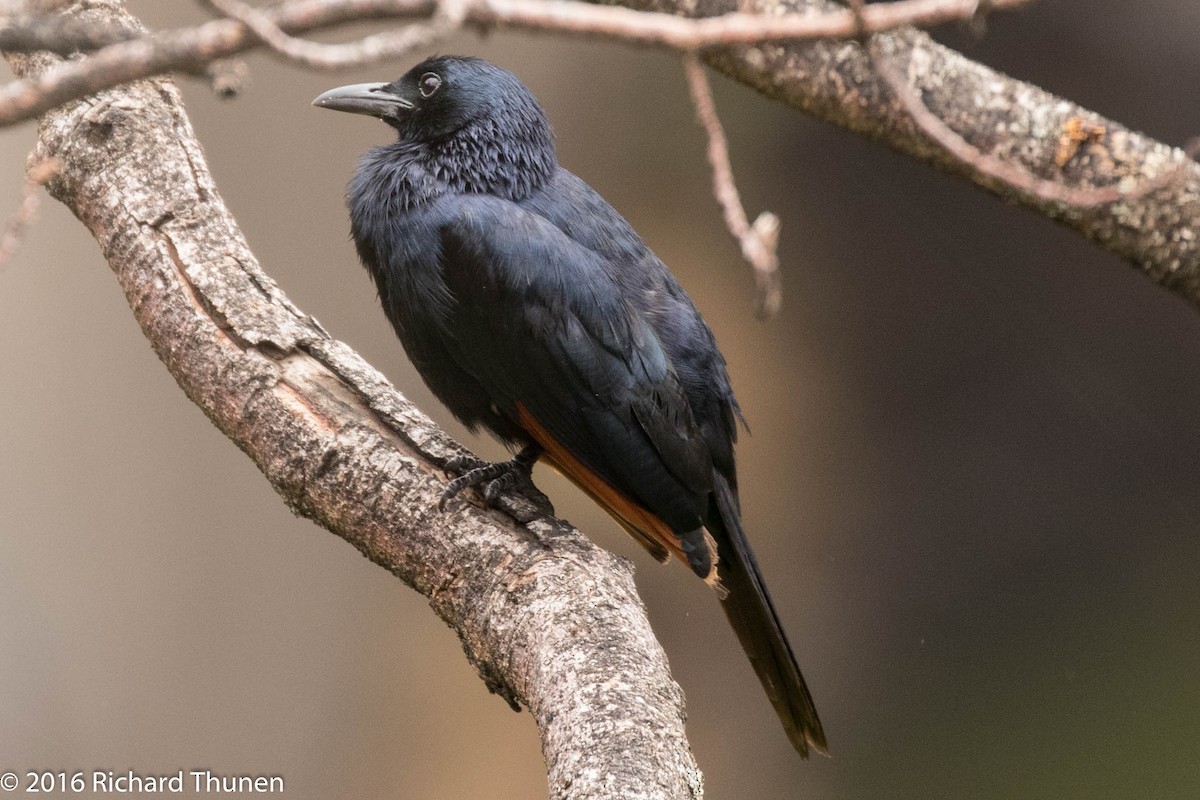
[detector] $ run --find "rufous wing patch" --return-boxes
[516,402,719,584]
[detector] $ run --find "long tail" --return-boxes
[710,474,828,757]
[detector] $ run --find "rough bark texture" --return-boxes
[610,0,1200,308]
[5,2,703,798]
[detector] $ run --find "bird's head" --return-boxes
[314,56,557,199]
[314,56,553,144]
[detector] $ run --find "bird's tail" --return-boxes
[710,474,828,757]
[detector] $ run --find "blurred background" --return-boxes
[3,1,1199,798]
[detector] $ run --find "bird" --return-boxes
[313,55,827,757]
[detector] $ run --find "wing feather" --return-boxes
[433,194,714,551]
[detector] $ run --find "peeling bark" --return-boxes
[5,2,703,797]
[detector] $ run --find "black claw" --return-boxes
[482,470,519,504]
[439,446,540,511]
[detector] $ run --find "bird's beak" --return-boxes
[312,83,414,118]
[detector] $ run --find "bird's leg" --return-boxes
[439,445,542,510]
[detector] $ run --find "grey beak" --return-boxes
[312,83,414,118]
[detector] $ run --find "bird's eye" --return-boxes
[418,72,442,98]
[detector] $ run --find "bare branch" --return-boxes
[467,0,1037,50]
[0,153,58,270]
[647,0,1200,308]
[864,35,1193,208]
[0,0,411,129]
[683,54,782,318]
[197,0,466,69]
[0,0,1037,128]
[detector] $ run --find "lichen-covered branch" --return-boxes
[4,2,702,797]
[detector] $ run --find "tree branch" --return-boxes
[865,37,1193,208]
[195,0,466,69]
[641,0,1200,307]
[4,2,703,797]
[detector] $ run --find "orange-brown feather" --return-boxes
[516,403,694,570]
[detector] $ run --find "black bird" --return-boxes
[314,56,827,757]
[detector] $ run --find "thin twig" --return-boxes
[866,36,1194,208]
[684,53,782,319]
[0,155,60,270]
[470,0,1037,50]
[199,0,466,69]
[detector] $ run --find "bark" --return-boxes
[613,0,1200,306]
[4,2,703,798]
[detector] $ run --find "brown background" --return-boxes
[3,2,1199,798]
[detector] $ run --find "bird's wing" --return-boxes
[431,194,718,576]
[523,170,744,482]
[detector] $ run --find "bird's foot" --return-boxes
[439,445,542,511]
